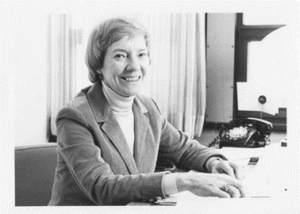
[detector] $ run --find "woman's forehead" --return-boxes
[108,35,148,52]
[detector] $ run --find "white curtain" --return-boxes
[48,14,81,136]
[140,13,206,138]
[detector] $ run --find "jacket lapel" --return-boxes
[133,98,157,172]
[101,115,138,174]
[86,82,138,174]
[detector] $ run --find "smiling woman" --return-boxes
[48,17,248,206]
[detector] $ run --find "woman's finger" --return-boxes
[221,184,241,198]
[229,161,246,180]
[226,177,249,198]
[214,161,235,178]
[213,187,231,198]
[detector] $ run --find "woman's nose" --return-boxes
[126,56,141,71]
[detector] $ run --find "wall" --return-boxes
[2,12,49,146]
[206,13,236,123]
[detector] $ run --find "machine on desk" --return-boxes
[208,118,273,149]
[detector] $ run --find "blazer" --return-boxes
[48,81,226,205]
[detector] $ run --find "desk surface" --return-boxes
[208,143,290,198]
[128,143,298,212]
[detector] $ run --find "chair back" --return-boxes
[15,143,57,206]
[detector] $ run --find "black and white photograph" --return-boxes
[1,1,299,213]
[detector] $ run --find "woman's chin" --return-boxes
[119,84,141,97]
[119,88,140,97]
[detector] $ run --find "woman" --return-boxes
[49,17,247,206]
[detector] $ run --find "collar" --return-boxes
[86,81,148,123]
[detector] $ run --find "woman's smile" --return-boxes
[121,76,141,82]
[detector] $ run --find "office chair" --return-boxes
[15,143,57,206]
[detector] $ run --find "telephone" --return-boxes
[209,118,273,148]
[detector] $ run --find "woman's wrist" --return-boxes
[175,172,192,193]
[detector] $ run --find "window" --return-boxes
[234,13,296,131]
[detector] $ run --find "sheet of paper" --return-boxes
[219,146,266,162]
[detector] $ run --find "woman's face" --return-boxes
[100,34,150,97]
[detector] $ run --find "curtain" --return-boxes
[141,13,206,138]
[48,14,81,136]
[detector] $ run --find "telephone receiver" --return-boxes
[211,117,273,148]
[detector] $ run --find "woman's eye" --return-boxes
[139,53,147,58]
[115,54,126,59]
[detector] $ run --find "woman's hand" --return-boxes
[176,171,249,198]
[209,159,246,180]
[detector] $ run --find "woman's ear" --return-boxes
[96,69,103,80]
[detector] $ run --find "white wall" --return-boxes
[2,12,49,146]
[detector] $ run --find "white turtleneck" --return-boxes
[102,81,135,155]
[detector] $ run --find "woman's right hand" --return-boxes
[176,170,249,198]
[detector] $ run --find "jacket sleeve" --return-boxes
[56,106,168,205]
[150,99,227,172]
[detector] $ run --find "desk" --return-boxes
[129,143,299,213]
[218,142,290,198]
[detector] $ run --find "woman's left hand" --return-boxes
[210,159,245,180]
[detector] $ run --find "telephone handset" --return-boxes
[209,117,273,148]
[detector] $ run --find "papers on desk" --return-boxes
[221,144,289,198]
[175,144,290,203]
[219,146,268,197]
[168,144,297,214]
[219,146,266,162]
